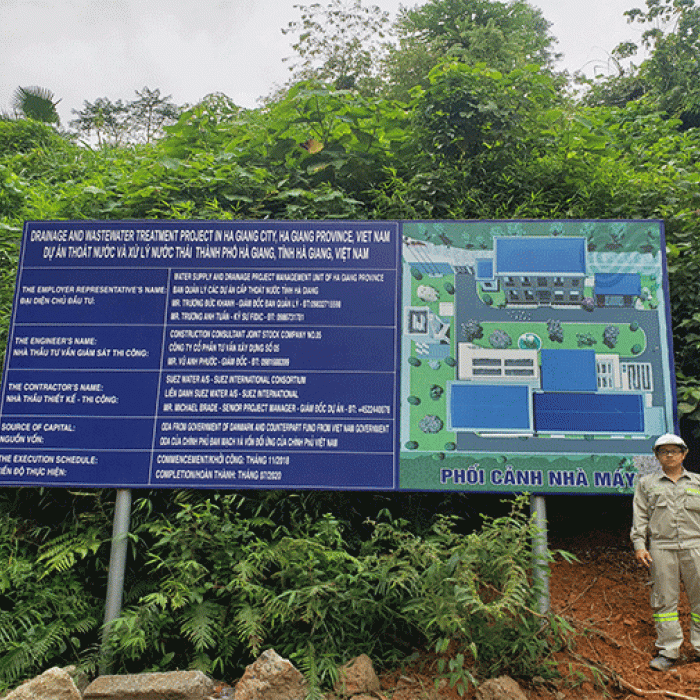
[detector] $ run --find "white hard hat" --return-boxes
[653,433,688,451]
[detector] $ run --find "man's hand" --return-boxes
[635,549,652,568]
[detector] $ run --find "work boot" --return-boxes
[649,656,674,672]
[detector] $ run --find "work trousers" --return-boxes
[649,544,700,658]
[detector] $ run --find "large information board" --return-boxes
[0,219,678,493]
[0,221,400,489]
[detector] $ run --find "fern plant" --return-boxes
[402,495,575,683]
[0,489,108,691]
[0,488,576,694]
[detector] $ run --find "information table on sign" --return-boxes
[0,221,400,489]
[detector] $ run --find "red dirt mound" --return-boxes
[382,518,700,700]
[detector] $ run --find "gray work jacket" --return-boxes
[631,470,700,551]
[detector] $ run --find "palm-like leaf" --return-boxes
[12,86,60,124]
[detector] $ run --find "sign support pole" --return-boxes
[530,494,550,615]
[99,488,132,675]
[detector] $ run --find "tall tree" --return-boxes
[383,0,560,100]
[11,86,61,125]
[280,0,391,94]
[70,88,180,146]
[630,0,700,125]
[585,0,700,126]
[129,87,181,143]
[70,97,131,146]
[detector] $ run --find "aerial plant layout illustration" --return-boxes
[399,220,675,494]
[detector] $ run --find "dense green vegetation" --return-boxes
[0,489,573,693]
[2,0,700,691]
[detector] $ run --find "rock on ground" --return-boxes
[3,667,81,700]
[234,649,308,700]
[476,676,528,700]
[334,654,381,696]
[82,670,216,700]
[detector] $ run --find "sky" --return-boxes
[0,0,648,128]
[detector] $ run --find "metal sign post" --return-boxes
[530,493,550,615]
[99,488,132,674]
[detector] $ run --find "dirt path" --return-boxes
[543,546,700,700]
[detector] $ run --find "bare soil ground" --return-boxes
[379,502,700,700]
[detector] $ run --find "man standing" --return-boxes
[631,433,700,671]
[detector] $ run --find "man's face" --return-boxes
[655,445,687,469]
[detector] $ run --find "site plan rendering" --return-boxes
[399,220,675,493]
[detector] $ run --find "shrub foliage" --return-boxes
[0,490,572,692]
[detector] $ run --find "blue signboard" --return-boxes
[0,219,678,493]
[0,221,401,489]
